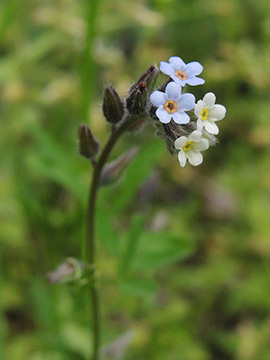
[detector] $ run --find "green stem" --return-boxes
[84,114,135,360]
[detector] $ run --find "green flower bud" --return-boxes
[102,85,124,124]
[78,124,100,160]
[126,82,147,116]
[128,64,159,94]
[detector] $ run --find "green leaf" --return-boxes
[118,215,145,275]
[119,277,157,301]
[96,207,119,256]
[25,124,88,202]
[60,322,91,358]
[132,232,193,272]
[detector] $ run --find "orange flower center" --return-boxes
[164,100,177,114]
[175,70,187,80]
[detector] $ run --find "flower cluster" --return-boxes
[150,56,226,167]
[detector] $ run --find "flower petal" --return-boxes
[160,61,174,76]
[184,61,203,76]
[209,104,226,120]
[165,82,182,100]
[195,138,209,151]
[156,107,171,123]
[174,136,188,149]
[186,76,205,86]
[178,93,195,111]
[178,151,187,167]
[150,91,167,107]
[203,92,216,108]
[204,120,219,134]
[169,56,185,70]
[194,100,204,117]
[189,130,202,142]
[187,150,203,166]
[172,111,190,124]
[197,119,203,131]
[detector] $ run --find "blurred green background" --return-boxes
[1,0,270,359]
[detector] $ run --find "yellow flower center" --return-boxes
[175,70,187,80]
[200,108,209,121]
[182,140,194,152]
[164,100,177,114]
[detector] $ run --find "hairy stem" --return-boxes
[84,114,135,360]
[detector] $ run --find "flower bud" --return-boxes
[126,82,147,116]
[102,85,124,124]
[100,147,138,186]
[47,258,85,284]
[78,125,100,160]
[128,64,159,94]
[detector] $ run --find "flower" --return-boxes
[194,92,226,135]
[160,56,205,86]
[174,130,209,167]
[150,82,195,124]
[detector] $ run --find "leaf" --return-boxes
[96,207,119,256]
[25,124,88,202]
[132,232,193,272]
[119,278,157,301]
[60,322,91,358]
[118,215,145,275]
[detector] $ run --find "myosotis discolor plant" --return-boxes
[48,56,226,359]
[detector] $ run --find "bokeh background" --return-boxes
[1,0,270,359]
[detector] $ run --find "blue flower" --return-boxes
[150,82,195,124]
[160,56,205,86]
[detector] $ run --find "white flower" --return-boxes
[174,130,209,167]
[160,56,205,86]
[194,92,226,135]
[150,82,195,124]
